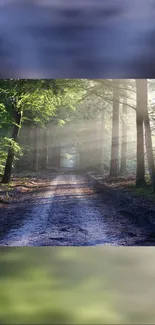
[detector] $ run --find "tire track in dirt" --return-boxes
[0,176,61,246]
[0,173,148,246]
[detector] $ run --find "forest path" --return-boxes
[0,174,153,246]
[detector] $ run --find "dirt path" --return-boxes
[0,173,155,246]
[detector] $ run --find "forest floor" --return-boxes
[0,172,155,246]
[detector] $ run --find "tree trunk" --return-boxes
[110,82,120,177]
[2,108,22,183]
[120,97,127,175]
[142,79,155,191]
[136,79,146,187]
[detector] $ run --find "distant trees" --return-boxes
[85,78,155,192]
[1,78,155,192]
[0,79,85,183]
[0,79,57,183]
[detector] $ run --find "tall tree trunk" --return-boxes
[110,82,120,177]
[120,97,127,174]
[2,108,22,183]
[142,79,155,191]
[136,79,146,187]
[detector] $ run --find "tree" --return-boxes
[99,106,105,171]
[135,79,146,187]
[120,97,127,175]
[110,80,120,177]
[2,105,22,183]
[142,79,155,191]
[0,79,86,181]
[0,80,58,182]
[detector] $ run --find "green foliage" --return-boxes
[0,136,22,175]
[0,79,87,179]
[0,137,9,175]
[0,78,153,180]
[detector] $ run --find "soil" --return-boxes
[0,172,155,246]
